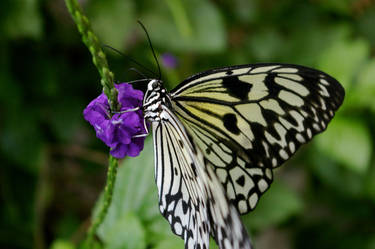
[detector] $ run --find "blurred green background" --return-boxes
[1,0,375,249]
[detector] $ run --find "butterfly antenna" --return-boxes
[137,20,162,80]
[127,67,148,79]
[102,44,158,78]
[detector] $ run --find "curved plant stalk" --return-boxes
[64,0,119,247]
[65,0,119,111]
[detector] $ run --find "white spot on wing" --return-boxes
[300,110,308,118]
[250,65,279,73]
[247,168,263,176]
[238,200,247,211]
[240,74,269,100]
[216,168,228,183]
[238,158,246,168]
[275,77,309,96]
[289,142,295,153]
[289,110,305,131]
[249,193,259,209]
[296,133,306,143]
[272,67,298,73]
[278,73,303,81]
[321,120,326,129]
[260,99,285,115]
[279,90,304,107]
[307,128,312,138]
[319,84,330,97]
[226,184,236,200]
[272,158,278,167]
[262,141,270,157]
[236,103,267,126]
[265,122,287,147]
[320,78,330,86]
[190,72,228,84]
[174,222,182,235]
[279,149,289,160]
[258,179,268,192]
[231,67,252,74]
[230,167,255,197]
[265,169,272,179]
[313,123,321,131]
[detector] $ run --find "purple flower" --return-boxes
[161,53,178,69]
[83,83,146,158]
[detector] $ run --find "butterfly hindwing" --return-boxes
[170,63,345,214]
[152,105,251,249]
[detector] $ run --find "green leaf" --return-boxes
[0,113,44,173]
[2,0,43,39]
[315,117,372,174]
[364,161,375,203]
[102,212,146,249]
[50,239,75,249]
[247,29,284,61]
[357,59,375,92]
[358,9,375,47]
[96,139,160,246]
[49,99,86,142]
[316,0,352,15]
[366,237,375,249]
[146,215,176,244]
[318,37,370,89]
[88,0,135,50]
[311,154,364,197]
[152,236,183,249]
[233,0,258,23]
[244,182,303,230]
[142,0,226,52]
[209,238,219,249]
[348,59,375,111]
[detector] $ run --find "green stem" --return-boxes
[65,0,119,111]
[85,156,118,247]
[64,0,120,247]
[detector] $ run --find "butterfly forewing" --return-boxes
[170,63,345,214]
[152,105,252,249]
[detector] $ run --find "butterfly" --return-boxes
[142,63,345,249]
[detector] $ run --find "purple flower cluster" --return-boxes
[83,83,146,158]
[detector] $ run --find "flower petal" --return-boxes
[110,143,128,158]
[84,83,146,158]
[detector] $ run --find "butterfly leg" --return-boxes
[112,107,150,138]
[133,115,150,138]
[112,107,141,114]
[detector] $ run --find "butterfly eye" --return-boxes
[148,80,159,90]
[152,80,159,88]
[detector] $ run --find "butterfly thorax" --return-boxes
[143,79,172,122]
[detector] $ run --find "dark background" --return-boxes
[1,0,375,249]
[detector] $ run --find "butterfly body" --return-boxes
[142,63,345,249]
[143,79,172,122]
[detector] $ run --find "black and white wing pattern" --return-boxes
[170,63,345,214]
[152,105,251,249]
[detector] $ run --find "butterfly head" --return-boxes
[143,79,171,122]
